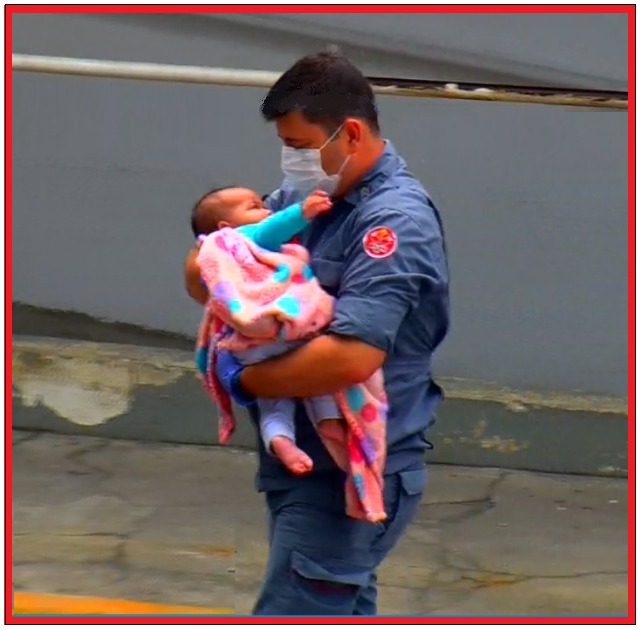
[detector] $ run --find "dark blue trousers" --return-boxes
[253,464,426,616]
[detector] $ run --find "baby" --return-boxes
[190,186,344,475]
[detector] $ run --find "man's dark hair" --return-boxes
[261,52,379,134]
[190,186,235,238]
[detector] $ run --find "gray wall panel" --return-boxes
[11,13,629,397]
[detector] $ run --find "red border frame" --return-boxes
[627,4,636,626]
[5,3,13,625]
[4,4,635,625]
[2,4,636,13]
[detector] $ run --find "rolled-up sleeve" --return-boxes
[328,207,447,354]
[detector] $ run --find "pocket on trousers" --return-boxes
[399,467,427,497]
[289,550,370,612]
[372,467,427,555]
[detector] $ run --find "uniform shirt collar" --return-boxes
[343,140,401,207]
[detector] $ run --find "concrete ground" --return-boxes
[11,430,629,618]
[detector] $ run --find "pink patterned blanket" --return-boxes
[195,228,388,523]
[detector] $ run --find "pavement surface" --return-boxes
[11,430,630,617]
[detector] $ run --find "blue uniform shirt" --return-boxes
[253,141,450,491]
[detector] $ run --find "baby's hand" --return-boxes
[302,191,332,219]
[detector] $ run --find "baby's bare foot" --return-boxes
[271,436,314,475]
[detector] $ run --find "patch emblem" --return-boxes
[363,226,398,259]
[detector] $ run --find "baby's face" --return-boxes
[218,188,271,228]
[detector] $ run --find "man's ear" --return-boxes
[343,118,364,152]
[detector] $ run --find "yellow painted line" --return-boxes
[13,592,233,616]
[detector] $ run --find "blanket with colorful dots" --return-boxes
[195,227,388,523]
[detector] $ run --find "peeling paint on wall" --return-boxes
[12,339,628,427]
[478,436,528,454]
[12,340,193,426]
[440,377,627,416]
[10,338,628,476]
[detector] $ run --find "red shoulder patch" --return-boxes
[362,226,397,259]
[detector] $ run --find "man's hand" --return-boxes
[215,350,255,407]
[301,191,332,220]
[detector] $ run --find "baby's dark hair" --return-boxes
[190,186,236,238]
[191,186,272,238]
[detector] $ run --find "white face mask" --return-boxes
[280,124,350,196]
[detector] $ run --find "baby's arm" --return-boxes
[238,203,306,251]
[238,191,332,251]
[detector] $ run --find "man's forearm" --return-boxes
[239,334,385,399]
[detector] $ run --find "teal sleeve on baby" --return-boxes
[236,203,307,251]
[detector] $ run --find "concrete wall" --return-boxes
[11,13,629,399]
[11,13,628,88]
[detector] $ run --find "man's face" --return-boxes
[275,111,349,177]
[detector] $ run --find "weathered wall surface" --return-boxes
[12,337,628,477]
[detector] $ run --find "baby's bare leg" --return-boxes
[270,436,313,475]
[304,396,350,471]
[315,417,349,471]
[258,398,313,475]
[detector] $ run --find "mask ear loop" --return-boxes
[319,122,345,151]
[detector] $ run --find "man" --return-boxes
[185,52,449,615]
